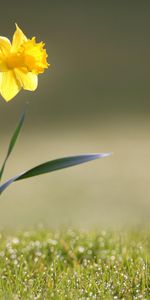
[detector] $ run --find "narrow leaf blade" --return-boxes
[7,112,25,157]
[0,112,25,181]
[0,152,112,194]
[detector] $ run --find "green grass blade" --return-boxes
[0,153,112,194]
[0,112,25,182]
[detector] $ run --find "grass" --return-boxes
[0,228,149,299]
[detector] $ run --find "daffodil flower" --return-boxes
[0,25,112,196]
[0,24,49,101]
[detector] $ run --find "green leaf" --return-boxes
[0,111,25,182]
[0,152,112,194]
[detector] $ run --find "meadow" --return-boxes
[0,227,149,299]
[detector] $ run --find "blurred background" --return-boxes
[0,1,150,229]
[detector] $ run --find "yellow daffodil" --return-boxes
[0,24,49,101]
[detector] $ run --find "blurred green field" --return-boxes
[0,117,150,229]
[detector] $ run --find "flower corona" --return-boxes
[0,24,49,101]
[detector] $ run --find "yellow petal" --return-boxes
[0,37,11,55]
[0,71,21,101]
[14,69,38,91]
[0,72,2,88]
[11,24,27,52]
